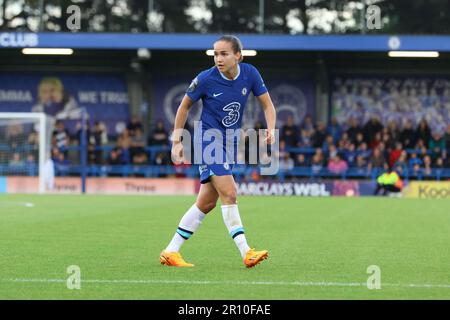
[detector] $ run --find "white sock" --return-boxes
[221,204,250,258]
[166,204,206,252]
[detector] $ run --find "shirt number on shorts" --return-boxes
[222,102,241,127]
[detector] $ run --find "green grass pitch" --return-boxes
[0,194,449,299]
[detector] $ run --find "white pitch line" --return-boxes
[0,201,35,208]
[3,278,450,289]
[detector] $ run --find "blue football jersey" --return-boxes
[186,63,268,134]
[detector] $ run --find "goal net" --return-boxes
[0,113,53,193]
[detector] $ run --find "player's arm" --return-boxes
[172,95,194,142]
[256,92,276,144]
[171,95,194,163]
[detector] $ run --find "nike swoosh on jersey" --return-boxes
[213,93,223,97]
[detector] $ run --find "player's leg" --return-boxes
[385,184,401,197]
[211,174,268,268]
[161,183,218,267]
[195,181,219,214]
[373,183,383,195]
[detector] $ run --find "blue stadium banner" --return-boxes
[0,73,130,136]
[2,32,450,51]
[331,75,450,134]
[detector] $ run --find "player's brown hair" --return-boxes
[216,35,243,62]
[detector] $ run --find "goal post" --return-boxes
[0,112,53,193]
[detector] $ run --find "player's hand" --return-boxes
[171,141,185,164]
[263,129,276,145]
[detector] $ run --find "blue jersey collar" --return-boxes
[218,64,240,81]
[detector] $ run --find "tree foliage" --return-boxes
[0,0,449,34]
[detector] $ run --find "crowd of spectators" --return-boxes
[278,114,450,179]
[2,110,450,180]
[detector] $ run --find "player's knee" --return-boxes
[197,201,217,214]
[221,189,237,204]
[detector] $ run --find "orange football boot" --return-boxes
[160,251,194,267]
[243,248,269,268]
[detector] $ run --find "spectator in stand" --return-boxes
[130,128,146,160]
[363,115,383,143]
[127,115,143,137]
[107,147,124,177]
[381,129,394,151]
[337,132,352,150]
[27,130,39,146]
[327,144,338,161]
[422,155,433,178]
[345,143,357,166]
[294,153,308,167]
[415,119,431,146]
[107,148,123,165]
[387,120,400,145]
[357,142,371,161]
[311,122,327,148]
[149,120,169,146]
[26,153,35,166]
[299,128,313,147]
[132,152,148,166]
[408,152,423,170]
[393,150,408,176]
[368,147,387,172]
[355,155,367,174]
[434,157,445,169]
[155,152,170,165]
[346,117,364,144]
[418,146,429,163]
[327,154,348,174]
[92,121,108,164]
[368,131,382,150]
[311,150,324,174]
[327,116,343,144]
[388,142,403,168]
[116,128,131,164]
[9,153,24,166]
[415,138,426,151]
[53,150,70,166]
[281,115,299,147]
[6,122,26,150]
[354,132,365,148]
[280,153,294,177]
[301,115,314,134]
[51,148,70,176]
[53,120,70,156]
[399,119,416,149]
[411,163,421,177]
[322,135,334,153]
[428,131,445,160]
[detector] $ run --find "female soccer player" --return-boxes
[160,35,276,268]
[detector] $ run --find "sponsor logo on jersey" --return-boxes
[187,77,198,93]
[242,87,247,96]
[222,102,241,127]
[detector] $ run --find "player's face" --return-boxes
[213,41,240,74]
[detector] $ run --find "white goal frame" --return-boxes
[0,112,49,193]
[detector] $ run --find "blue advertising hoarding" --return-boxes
[2,32,450,51]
